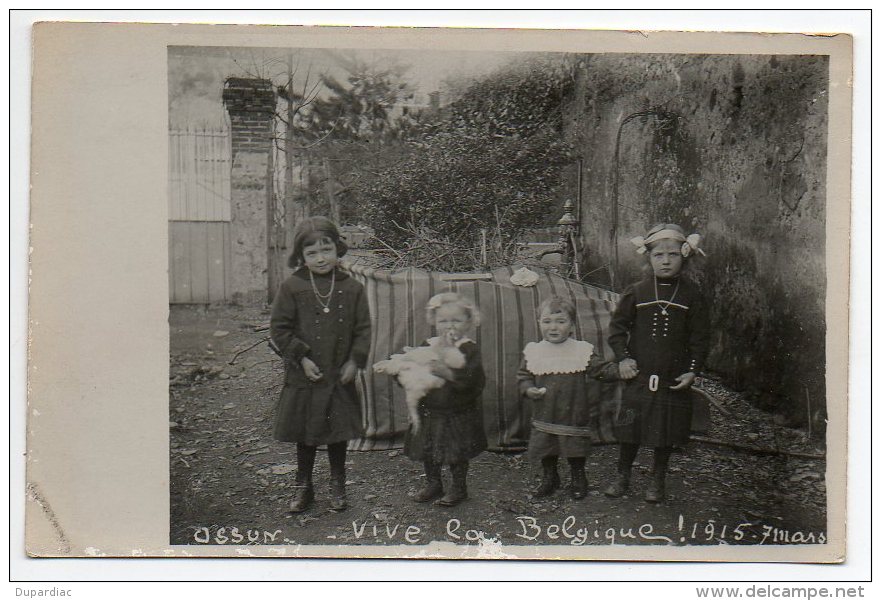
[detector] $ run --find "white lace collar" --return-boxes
[523,338,594,375]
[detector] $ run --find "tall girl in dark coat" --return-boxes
[604,223,709,503]
[270,217,371,513]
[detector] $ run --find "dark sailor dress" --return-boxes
[607,276,709,448]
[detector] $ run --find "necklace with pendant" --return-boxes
[310,269,335,313]
[653,276,680,316]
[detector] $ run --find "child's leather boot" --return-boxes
[289,480,314,513]
[644,478,665,503]
[533,457,560,497]
[603,473,630,498]
[568,458,588,500]
[435,462,468,507]
[645,448,670,503]
[411,461,443,503]
[329,475,348,511]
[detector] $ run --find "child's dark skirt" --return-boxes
[613,374,693,447]
[404,403,487,465]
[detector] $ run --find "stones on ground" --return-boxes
[170,306,827,546]
[213,330,230,337]
[270,464,296,475]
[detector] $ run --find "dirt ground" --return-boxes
[169,305,828,550]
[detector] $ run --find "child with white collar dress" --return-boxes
[518,296,620,500]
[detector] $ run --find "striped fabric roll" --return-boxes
[345,262,621,451]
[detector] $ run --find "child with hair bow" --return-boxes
[604,223,709,503]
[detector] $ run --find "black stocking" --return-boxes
[296,443,317,484]
[653,447,672,479]
[618,443,639,474]
[567,457,586,472]
[327,441,347,480]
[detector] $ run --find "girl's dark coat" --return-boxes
[270,268,371,445]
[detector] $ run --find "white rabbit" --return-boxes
[373,332,466,433]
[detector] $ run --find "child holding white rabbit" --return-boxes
[402,292,487,507]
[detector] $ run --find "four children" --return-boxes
[271,217,707,512]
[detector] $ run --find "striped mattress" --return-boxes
[345,262,623,451]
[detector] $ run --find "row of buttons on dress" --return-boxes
[651,309,670,339]
[314,289,346,334]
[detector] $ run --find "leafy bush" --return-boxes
[353,55,576,265]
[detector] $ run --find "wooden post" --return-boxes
[323,157,339,223]
[284,53,298,250]
[805,384,813,439]
[266,121,278,305]
[557,197,578,279]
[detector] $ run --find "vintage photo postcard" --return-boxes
[26,22,852,563]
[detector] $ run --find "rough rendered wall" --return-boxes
[566,54,828,424]
[223,79,275,305]
[228,151,270,304]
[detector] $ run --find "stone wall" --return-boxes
[222,78,276,304]
[565,54,828,425]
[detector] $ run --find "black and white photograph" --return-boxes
[164,39,843,556]
[20,18,858,572]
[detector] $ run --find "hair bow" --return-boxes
[681,233,706,257]
[630,230,707,257]
[630,235,650,255]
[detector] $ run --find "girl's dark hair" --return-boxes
[287,216,349,269]
[537,296,577,323]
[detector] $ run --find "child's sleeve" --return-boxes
[607,285,637,362]
[446,342,486,394]
[349,284,372,368]
[269,281,310,365]
[685,289,710,374]
[586,349,620,381]
[517,353,536,397]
